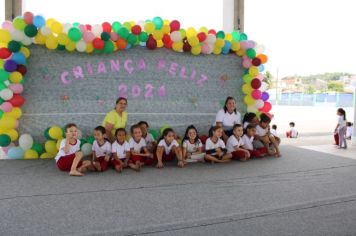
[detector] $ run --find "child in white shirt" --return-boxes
[205,126,232,163]
[182,125,205,162]
[226,124,250,161]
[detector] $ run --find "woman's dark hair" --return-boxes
[116,97,127,104]
[346,122,352,126]
[94,126,106,134]
[209,126,223,137]
[115,128,126,136]
[158,127,175,142]
[223,96,237,114]
[337,108,346,120]
[183,125,200,144]
[242,112,257,124]
[130,124,141,134]
[65,123,77,132]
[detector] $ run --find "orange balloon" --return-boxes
[116,38,127,50]
[257,54,268,64]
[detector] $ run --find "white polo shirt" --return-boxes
[92,140,111,157]
[129,138,147,152]
[205,138,225,155]
[256,125,269,136]
[215,109,241,129]
[182,139,203,153]
[226,135,245,153]
[241,134,254,151]
[112,141,130,159]
[55,139,81,162]
[158,139,179,155]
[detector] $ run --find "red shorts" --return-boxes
[161,152,175,162]
[57,153,82,171]
[96,156,109,172]
[231,150,249,160]
[249,147,268,158]
[110,158,125,169]
[129,155,143,165]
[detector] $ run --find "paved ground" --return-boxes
[1,138,356,236]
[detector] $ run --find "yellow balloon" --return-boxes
[46,18,56,27]
[56,138,63,150]
[86,43,94,53]
[236,49,245,56]
[20,47,30,58]
[0,29,11,43]
[156,40,164,48]
[24,149,39,159]
[163,19,170,25]
[34,32,47,45]
[45,140,58,155]
[49,126,63,140]
[224,33,232,41]
[66,41,76,52]
[172,42,183,52]
[57,33,69,45]
[4,107,22,119]
[161,25,170,34]
[1,129,19,141]
[215,38,225,48]
[50,21,63,34]
[40,152,55,159]
[231,41,240,51]
[242,84,253,94]
[191,46,201,55]
[153,30,163,40]
[186,27,197,38]
[45,35,58,50]
[123,22,131,30]
[188,37,199,47]
[0,117,16,129]
[249,66,259,77]
[144,22,155,34]
[9,71,23,84]
[212,47,222,55]
[244,95,255,106]
[199,27,208,34]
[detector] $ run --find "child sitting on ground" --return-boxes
[129,124,153,170]
[92,126,111,172]
[226,124,250,161]
[255,113,281,157]
[205,126,232,163]
[242,124,267,158]
[286,122,298,138]
[271,124,278,137]
[55,123,91,176]
[111,128,131,172]
[138,121,156,153]
[156,128,185,168]
[182,125,205,162]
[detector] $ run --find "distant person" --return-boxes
[334,108,347,149]
[271,124,278,137]
[286,122,298,138]
[346,122,353,140]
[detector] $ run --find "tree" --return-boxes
[327,81,344,92]
[263,71,273,87]
[305,85,316,94]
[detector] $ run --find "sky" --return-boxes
[1,0,356,78]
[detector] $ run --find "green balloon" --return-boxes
[13,17,26,30]
[152,16,163,30]
[0,69,9,82]
[118,27,129,39]
[112,21,122,32]
[72,22,80,27]
[239,33,248,41]
[0,110,4,119]
[86,136,95,144]
[148,129,159,140]
[231,31,240,41]
[56,44,65,51]
[8,40,21,52]
[104,41,114,53]
[138,32,148,42]
[101,32,110,41]
[0,83,6,90]
[127,34,137,45]
[216,31,225,39]
[24,24,38,37]
[68,27,82,42]
[0,134,11,147]
[246,48,256,59]
[31,143,44,155]
[80,138,87,148]
[44,127,54,140]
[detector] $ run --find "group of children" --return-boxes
[55,113,281,176]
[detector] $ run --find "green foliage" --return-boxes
[327,81,344,92]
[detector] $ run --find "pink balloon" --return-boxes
[201,43,210,54]
[240,41,249,50]
[83,31,95,43]
[23,12,34,24]
[110,32,119,41]
[247,40,256,48]
[8,84,24,94]
[0,102,13,112]
[79,24,86,32]
[251,89,262,99]
[2,142,15,154]
[2,21,14,31]
[242,59,252,68]
[256,73,264,81]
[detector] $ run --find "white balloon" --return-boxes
[170,31,181,42]
[76,40,86,52]
[63,23,72,33]
[0,88,13,100]
[21,36,32,46]
[11,30,24,41]
[81,143,92,156]
[206,34,216,44]
[40,26,51,36]
[255,44,265,54]
[19,134,34,151]
[92,24,103,36]
[255,99,264,109]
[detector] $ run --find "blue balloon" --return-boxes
[222,40,231,51]
[258,64,265,72]
[33,15,45,28]
[11,52,26,65]
[7,147,24,159]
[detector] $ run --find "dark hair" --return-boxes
[289,122,295,127]
[272,124,277,129]
[137,121,149,127]
[130,124,141,134]
[65,123,77,132]
[183,125,200,144]
[246,124,256,131]
[337,108,346,120]
[260,113,271,123]
[94,126,106,134]
[158,127,175,142]
[346,122,353,126]
[209,126,223,137]
[115,128,126,136]
[242,112,257,124]
[116,97,127,104]
[232,124,242,131]
[223,96,237,114]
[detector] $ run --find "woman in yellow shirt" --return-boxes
[102,97,128,142]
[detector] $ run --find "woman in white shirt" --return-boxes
[214,97,241,142]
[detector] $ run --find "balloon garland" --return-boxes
[0,12,271,159]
